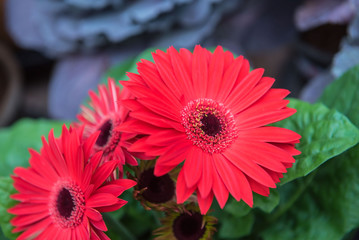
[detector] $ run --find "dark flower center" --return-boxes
[200,113,222,136]
[96,119,112,147]
[56,188,74,219]
[138,168,175,204]
[51,181,85,228]
[181,98,238,154]
[173,212,205,240]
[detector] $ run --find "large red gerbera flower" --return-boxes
[118,45,301,214]
[77,78,149,177]
[9,126,136,240]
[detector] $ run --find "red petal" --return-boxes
[223,146,276,188]
[90,219,107,231]
[212,158,229,208]
[92,227,111,240]
[176,170,196,203]
[96,179,136,196]
[207,46,225,98]
[11,212,48,227]
[115,119,157,134]
[96,199,127,212]
[213,154,253,207]
[91,160,118,189]
[14,167,52,191]
[87,193,119,208]
[154,142,190,176]
[226,76,274,113]
[83,131,101,161]
[146,129,186,146]
[217,56,244,101]
[183,147,203,188]
[16,217,52,240]
[192,45,208,98]
[272,143,301,156]
[9,203,46,215]
[167,46,195,101]
[197,190,214,215]
[239,126,301,143]
[227,68,264,105]
[11,176,47,195]
[198,152,214,198]
[137,97,180,122]
[85,207,103,221]
[235,140,287,173]
[237,107,296,130]
[247,177,270,196]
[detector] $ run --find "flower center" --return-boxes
[137,168,175,204]
[96,119,113,147]
[181,98,237,154]
[200,113,222,136]
[50,181,85,228]
[173,212,205,240]
[57,188,75,219]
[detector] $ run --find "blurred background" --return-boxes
[0,0,358,126]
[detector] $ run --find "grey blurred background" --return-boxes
[1,0,358,126]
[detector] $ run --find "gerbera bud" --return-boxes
[129,161,178,210]
[153,204,217,240]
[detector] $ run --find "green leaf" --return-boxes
[261,65,359,240]
[319,65,359,126]
[262,145,359,240]
[223,189,279,218]
[0,177,18,240]
[273,99,359,184]
[218,213,254,239]
[0,118,66,177]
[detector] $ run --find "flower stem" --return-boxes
[267,172,316,223]
[103,212,136,240]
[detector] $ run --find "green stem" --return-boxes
[267,172,316,223]
[151,210,163,226]
[103,213,136,240]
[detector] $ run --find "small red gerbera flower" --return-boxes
[9,126,136,240]
[119,45,301,214]
[77,78,149,177]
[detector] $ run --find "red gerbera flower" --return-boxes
[77,78,148,177]
[9,126,136,240]
[119,45,301,214]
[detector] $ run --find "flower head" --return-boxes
[9,125,136,240]
[77,78,150,177]
[129,161,179,210]
[119,45,301,214]
[153,203,217,240]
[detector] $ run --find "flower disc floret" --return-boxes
[181,98,237,154]
[50,180,85,229]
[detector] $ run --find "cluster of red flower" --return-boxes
[9,46,300,239]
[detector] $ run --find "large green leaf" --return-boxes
[261,144,359,240]
[223,189,280,218]
[218,213,254,239]
[0,177,18,240]
[0,118,66,177]
[320,64,359,126]
[273,99,359,184]
[261,65,359,240]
